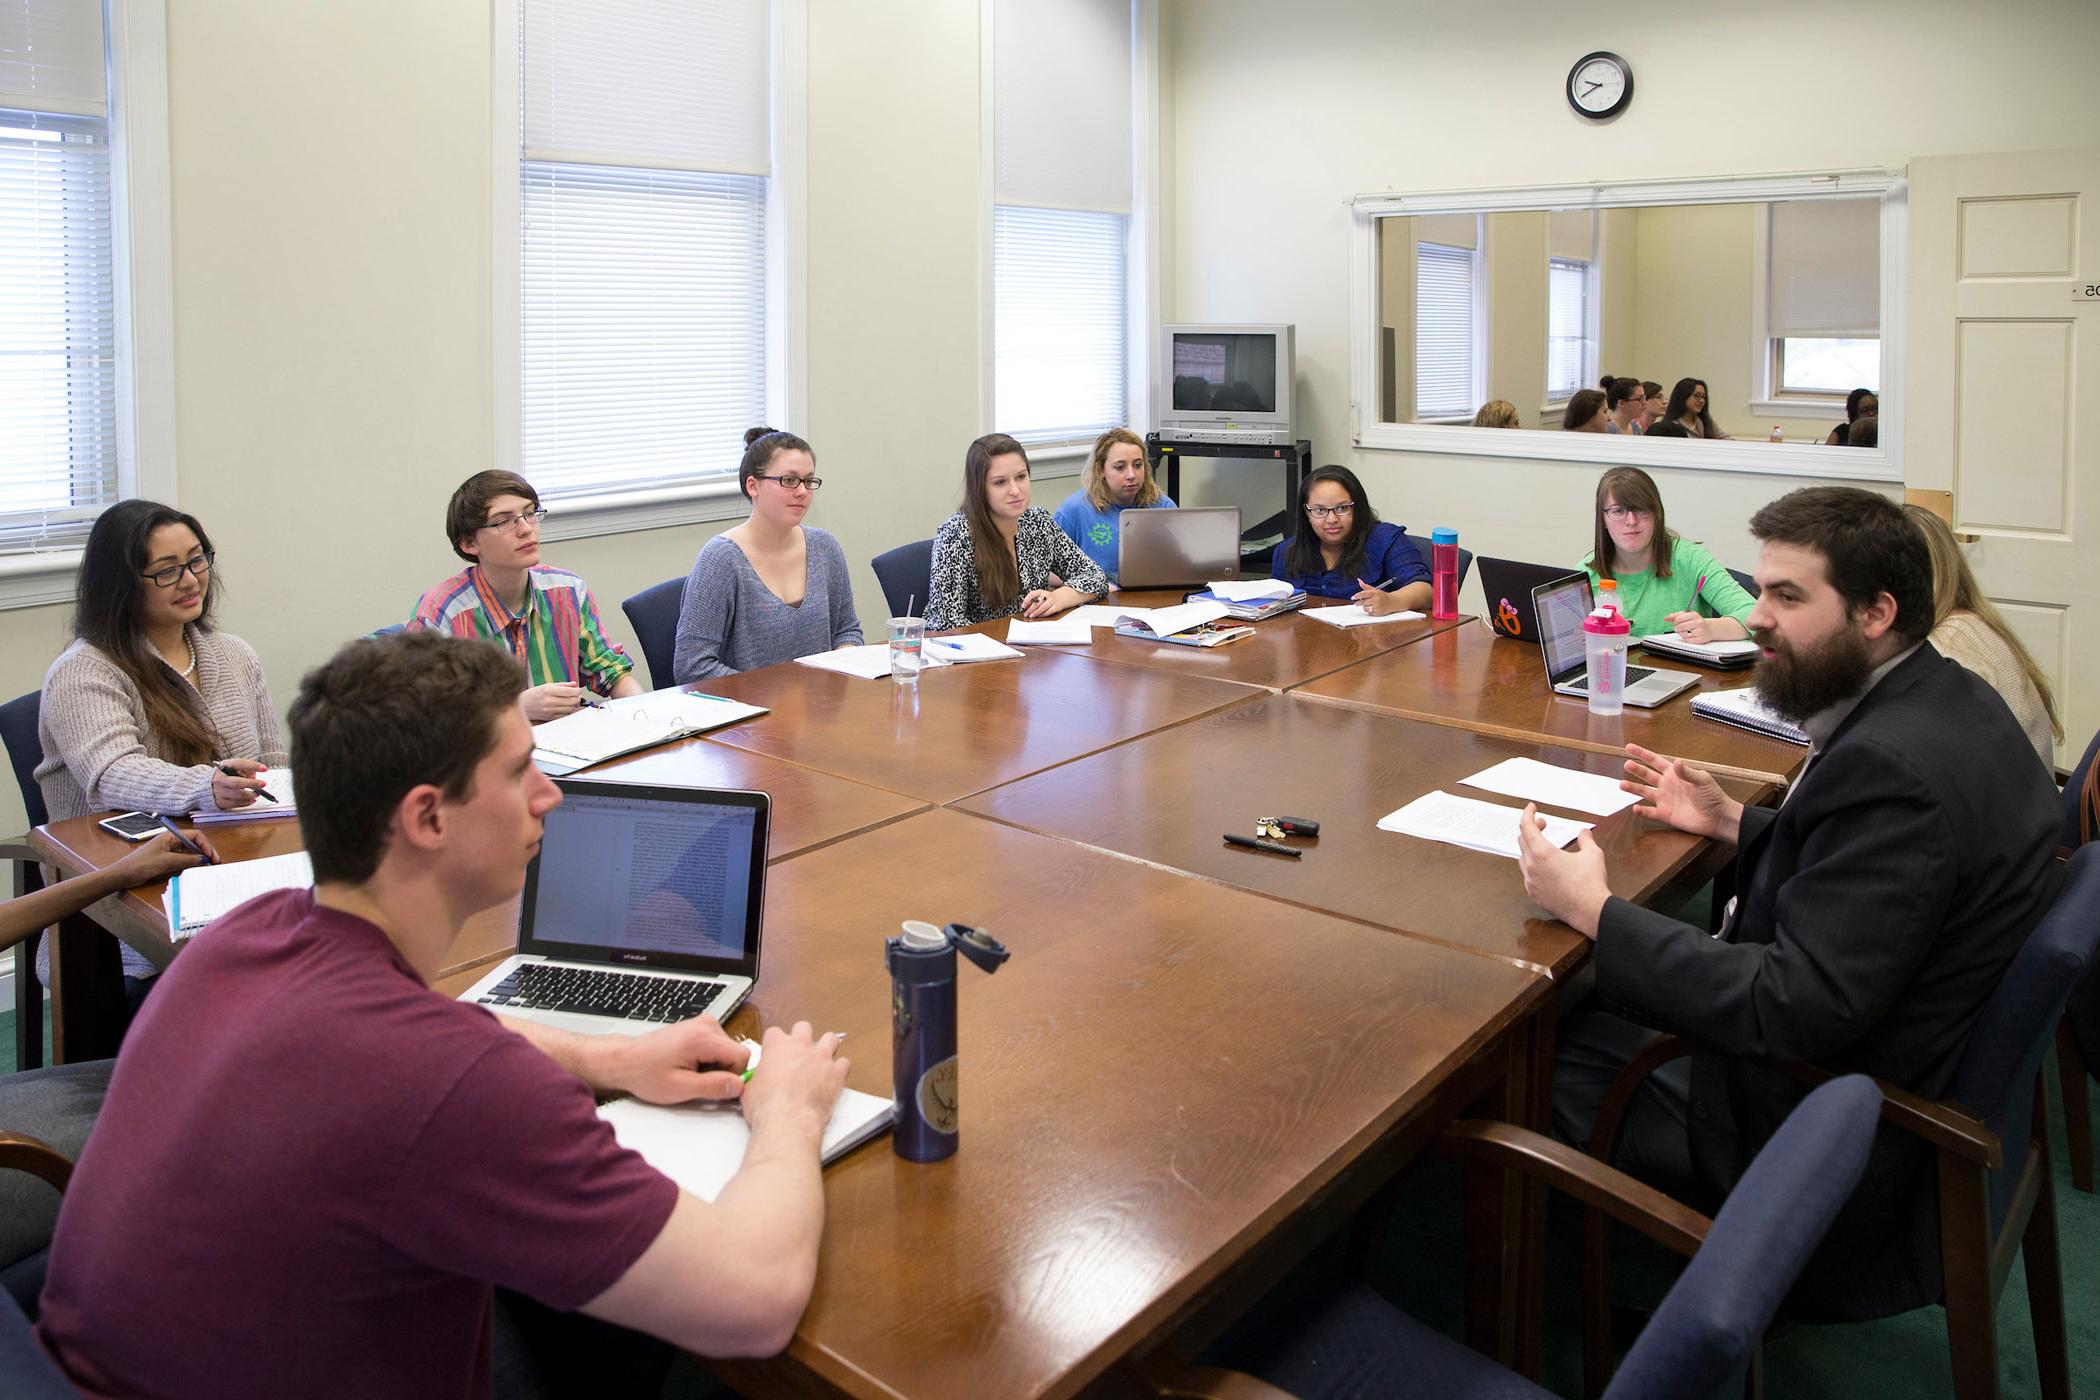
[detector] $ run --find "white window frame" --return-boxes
[1411,233,1486,424]
[1541,254,1598,410]
[1348,170,1907,484]
[0,0,176,609]
[490,0,807,543]
[1748,207,1879,421]
[977,0,1157,478]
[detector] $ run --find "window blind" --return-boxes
[1414,242,1476,419]
[518,0,770,499]
[1770,198,1878,339]
[992,0,1131,214]
[1546,258,1590,398]
[994,205,1126,445]
[0,0,119,552]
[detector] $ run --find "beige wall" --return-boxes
[1164,0,2100,611]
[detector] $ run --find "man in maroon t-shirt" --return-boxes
[34,631,848,1399]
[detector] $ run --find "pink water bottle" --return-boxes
[1430,527,1459,619]
[1583,580,1631,716]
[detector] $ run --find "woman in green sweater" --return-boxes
[1582,466,1757,641]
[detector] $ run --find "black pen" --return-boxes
[218,762,280,803]
[156,815,216,864]
[1223,832,1301,859]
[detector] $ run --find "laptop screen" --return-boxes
[1535,576,1596,678]
[520,783,768,971]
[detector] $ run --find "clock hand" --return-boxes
[1583,80,1604,95]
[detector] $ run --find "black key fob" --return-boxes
[1275,816,1320,837]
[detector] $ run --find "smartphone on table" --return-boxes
[96,811,168,842]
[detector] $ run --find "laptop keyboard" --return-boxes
[478,964,727,1023]
[1562,664,1658,693]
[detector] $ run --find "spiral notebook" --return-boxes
[1690,688,1810,745]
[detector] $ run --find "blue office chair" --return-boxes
[871,540,935,619]
[0,1060,108,1314]
[1163,1076,1882,1400]
[0,1282,71,1397]
[1455,547,1474,590]
[1588,844,2100,1399]
[619,577,687,691]
[0,693,47,1072]
[366,621,407,639]
[1727,567,1759,599]
[2057,728,2100,1192]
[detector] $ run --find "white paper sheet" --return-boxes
[921,633,1025,663]
[1205,578,1295,602]
[1066,604,1150,628]
[1120,599,1230,637]
[598,1087,895,1202]
[1459,757,1639,817]
[795,644,894,679]
[531,691,766,762]
[1005,619,1092,645]
[1302,605,1428,629]
[163,850,315,936]
[1376,791,1592,860]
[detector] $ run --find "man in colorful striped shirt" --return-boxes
[409,470,642,721]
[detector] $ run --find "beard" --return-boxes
[1753,622,1875,723]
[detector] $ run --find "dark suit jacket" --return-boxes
[1594,643,2061,1321]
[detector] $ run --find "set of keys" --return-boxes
[1223,815,1321,860]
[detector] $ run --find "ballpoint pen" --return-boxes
[1223,832,1302,859]
[156,815,216,864]
[218,762,280,802]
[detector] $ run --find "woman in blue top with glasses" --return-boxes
[1270,466,1431,615]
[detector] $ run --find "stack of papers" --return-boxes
[1377,791,1593,860]
[795,643,894,679]
[162,851,314,938]
[1065,604,1150,628]
[533,689,769,773]
[599,1086,895,1202]
[1303,605,1427,629]
[1459,757,1638,817]
[1117,599,1230,638]
[922,633,1025,664]
[1005,618,1092,645]
[1204,579,1295,603]
[192,769,298,823]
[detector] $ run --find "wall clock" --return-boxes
[1568,51,1633,120]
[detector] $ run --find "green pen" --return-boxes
[741,1032,846,1081]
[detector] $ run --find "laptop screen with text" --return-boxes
[1535,577,1596,679]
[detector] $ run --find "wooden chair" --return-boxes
[1156,1077,1882,1400]
[1583,845,2099,1400]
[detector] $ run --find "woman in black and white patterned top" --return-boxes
[925,433,1110,630]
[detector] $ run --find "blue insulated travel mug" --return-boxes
[887,920,1011,1162]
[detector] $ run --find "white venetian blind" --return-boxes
[991,0,1132,443]
[1414,242,1476,419]
[0,0,117,551]
[519,0,770,499]
[1546,258,1590,398]
[1769,198,1879,338]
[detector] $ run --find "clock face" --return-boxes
[1568,52,1633,119]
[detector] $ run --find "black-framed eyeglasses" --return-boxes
[758,474,823,492]
[478,507,550,533]
[141,552,214,589]
[1305,503,1355,520]
[1602,506,1653,522]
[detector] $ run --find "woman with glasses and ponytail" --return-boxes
[37,499,287,1000]
[673,427,862,682]
[409,469,639,719]
[1271,465,1431,616]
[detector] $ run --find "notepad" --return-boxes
[1377,791,1592,860]
[162,851,314,938]
[532,689,769,769]
[1460,757,1639,817]
[1205,578,1295,603]
[795,643,895,679]
[921,633,1025,664]
[191,769,298,823]
[1638,633,1760,667]
[1005,618,1092,645]
[598,1086,895,1202]
[1691,688,1810,745]
[1303,605,1427,628]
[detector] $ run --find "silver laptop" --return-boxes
[1532,574,1701,708]
[460,779,769,1036]
[1117,506,1243,588]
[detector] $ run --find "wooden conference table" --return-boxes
[26,600,1802,1398]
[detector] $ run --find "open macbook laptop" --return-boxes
[1118,506,1243,588]
[460,779,769,1036]
[1531,574,1701,708]
[1475,557,1583,642]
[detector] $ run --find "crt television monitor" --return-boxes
[1156,324,1296,435]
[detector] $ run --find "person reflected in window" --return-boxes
[1472,399,1521,428]
[1825,388,1879,446]
[1665,377,1728,439]
[1052,428,1178,581]
[1603,376,1646,434]
[1583,466,1755,641]
[1270,466,1430,615]
[1641,381,1667,432]
[1563,388,1609,433]
[1848,417,1879,449]
[673,428,861,683]
[926,434,1108,630]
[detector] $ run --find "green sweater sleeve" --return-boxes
[1671,539,1756,627]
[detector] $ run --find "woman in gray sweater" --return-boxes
[37,501,286,991]
[673,428,862,682]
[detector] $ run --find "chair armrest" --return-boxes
[1153,1366,1301,1400]
[1756,1061,2000,1168]
[0,836,39,865]
[0,1132,74,1192]
[1587,1032,1713,1161]
[1438,1119,1710,1259]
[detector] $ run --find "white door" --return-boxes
[1908,145,2100,768]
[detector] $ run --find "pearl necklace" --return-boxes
[153,638,196,679]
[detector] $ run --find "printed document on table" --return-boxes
[531,690,766,764]
[1459,757,1639,817]
[921,633,1025,663]
[1377,791,1592,860]
[1066,604,1150,628]
[795,644,893,679]
[598,1087,895,1202]
[1303,605,1427,629]
[191,769,297,823]
[1006,618,1092,645]
[163,851,315,937]
[1119,599,1230,637]
[1206,578,1295,603]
